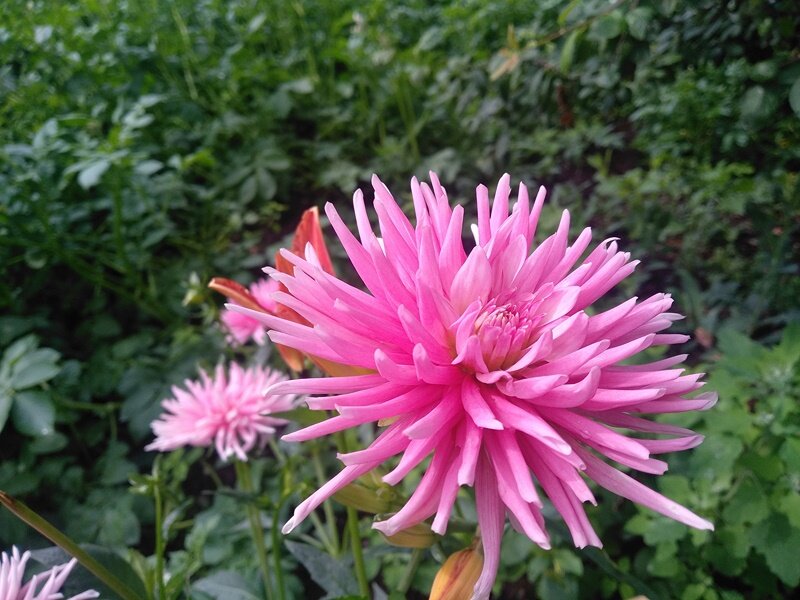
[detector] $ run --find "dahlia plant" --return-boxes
[231,173,714,599]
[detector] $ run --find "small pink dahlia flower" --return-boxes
[146,363,297,462]
[0,547,98,600]
[231,174,715,599]
[221,278,280,346]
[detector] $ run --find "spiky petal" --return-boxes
[0,547,98,600]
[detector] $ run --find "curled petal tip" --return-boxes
[282,518,297,534]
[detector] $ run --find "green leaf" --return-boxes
[688,435,743,480]
[740,86,766,120]
[28,432,68,454]
[77,159,111,189]
[590,14,623,40]
[780,437,800,474]
[750,514,800,586]
[557,0,580,26]
[0,392,11,434]
[560,30,580,74]
[706,525,750,577]
[739,452,784,482]
[29,545,149,600]
[789,77,800,117]
[776,321,800,366]
[192,571,262,600]
[10,390,55,436]
[722,478,769,525]
[2,335,39,369]
[285,540,358,598]
[10,348,60,389]
[625,7,652,40]
[778,494,800,529]
[648,542,681,577]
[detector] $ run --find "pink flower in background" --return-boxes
[146,363,297,462]
[0,546,98,600]
[233,174,714,599]
[220,278,280,346]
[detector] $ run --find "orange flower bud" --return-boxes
[207,277,266,313]
[429,546,483,600]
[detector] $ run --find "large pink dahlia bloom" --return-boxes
[0,547,98,600]
[233,174,715,599]
[147,363,297,461]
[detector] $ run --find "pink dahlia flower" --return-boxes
[221,278,280,346]
[0,547,98,600]
[146,363,297,462]
[231,174,715,599]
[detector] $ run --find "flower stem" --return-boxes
[235,461,275,600]
[272,500,287,600]
[347,506,370,598]
[0,491,142,600]
[311,444,340,553]
[153,462,166,600]
[397,548,424,594]
[334,431,369,598]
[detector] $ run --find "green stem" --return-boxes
[153,468,166,600]
[347,506,370,598]
[235,461,275,600]
[271,500,287,600]
[0,491,142,600]
[268,438,287,465]
[311,444,340,553]
[397,548,424,594]
[308,511,336,555]
[333,432,370,597]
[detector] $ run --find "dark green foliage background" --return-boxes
[0,0,798,598]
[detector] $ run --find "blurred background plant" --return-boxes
[0,0,798,598]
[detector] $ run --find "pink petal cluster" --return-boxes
[221,279,280,345]
[233,174,715,599]
[0,547,98,600]
[147,363,297,462]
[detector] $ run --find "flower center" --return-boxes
[474,299,542,371]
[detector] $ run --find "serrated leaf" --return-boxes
[778,494,800,529]
[285,540,358,598]
[722,478,769,525]
[750,514,800,586]
[779,437,800,473]
[626,8,651,40]
[10,390,55,436]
